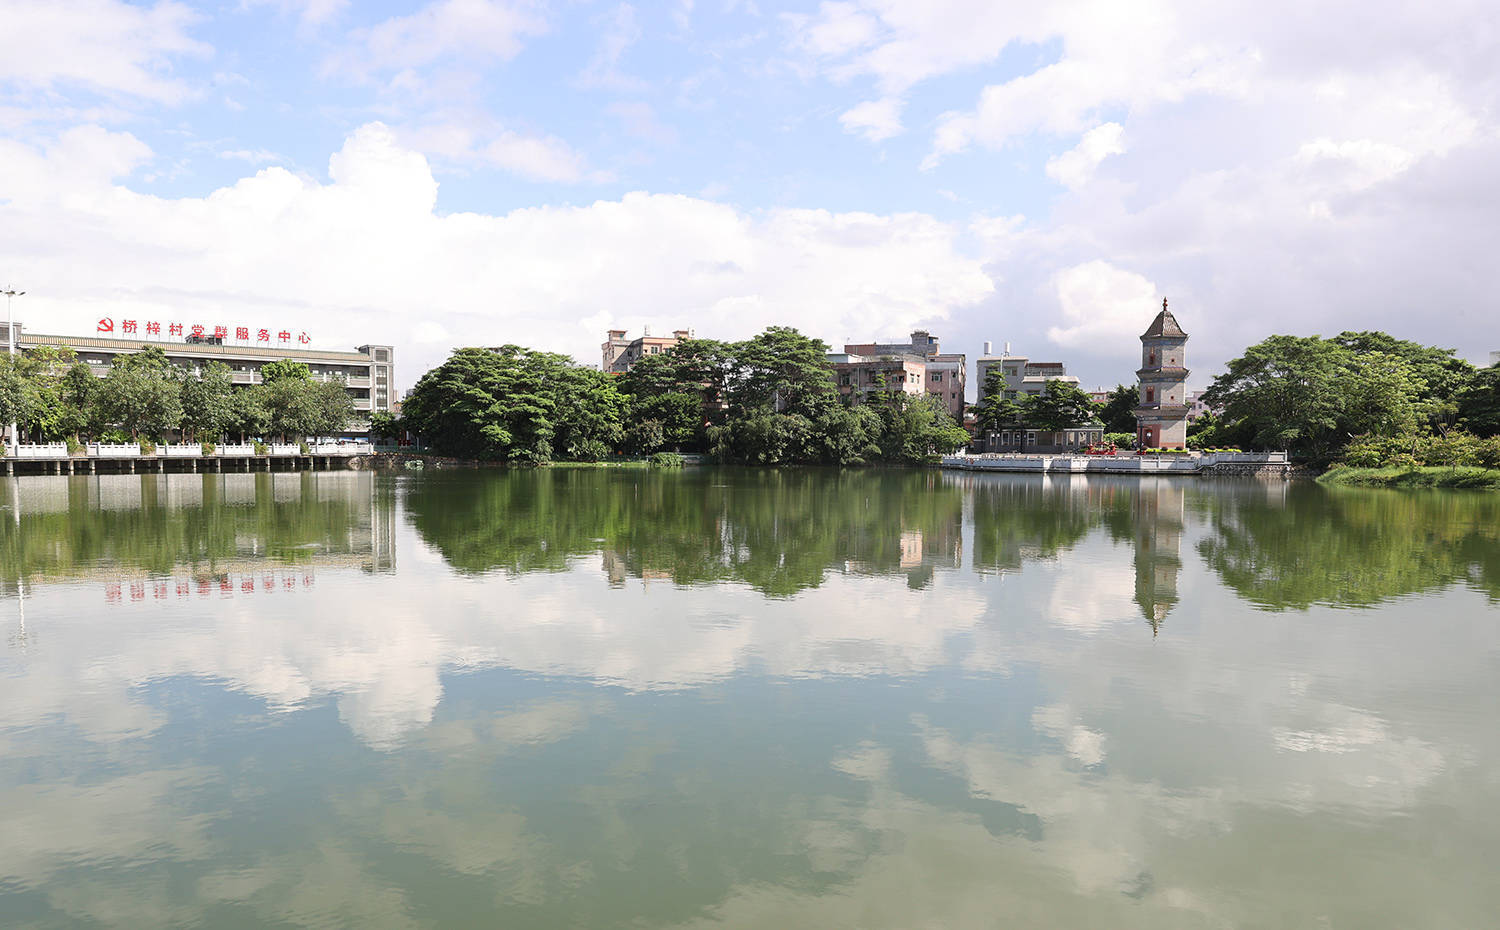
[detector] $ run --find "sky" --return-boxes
[0,0,1496,396]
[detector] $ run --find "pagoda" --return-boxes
[1133,300,1190,450]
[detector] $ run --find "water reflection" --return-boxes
[1,470,1497,928]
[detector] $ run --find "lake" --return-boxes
[1,468,1497,928]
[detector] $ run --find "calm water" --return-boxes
[1,468,1497,928]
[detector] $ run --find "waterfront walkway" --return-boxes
[940,451,1289,476]
[4,442,374,475]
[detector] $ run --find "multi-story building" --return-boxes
[602,328,692,373]
[1133,302,1191,450]
[828,354,928,406]
[2,321,393,435]
[841,330,965,419]
[1490,350,1499,368]
[975,343,1082,401]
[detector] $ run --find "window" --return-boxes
[1146,387,1155,403]
[1149,350,1157,365]
[931,372,942,382]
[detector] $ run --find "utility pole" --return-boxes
[2,286,23,454]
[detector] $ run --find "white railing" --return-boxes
[218,443,256,456]
[14,443,69,459]
[87,443,141,458]
[269,443,302,456]
[161,444,201,457]
[310,442,373,455]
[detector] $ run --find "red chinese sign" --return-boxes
[97,318,311,345]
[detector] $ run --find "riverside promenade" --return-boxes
[3,442,375,475]
[940,450,1290,477]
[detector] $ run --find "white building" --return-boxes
[975,343,1081,401]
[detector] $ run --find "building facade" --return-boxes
[3,322,393,434]
[829,354,928,406]
[1133,303,1191,450]
[975,346,1082,401]
[602,329,692,373]
[841,330,965,419]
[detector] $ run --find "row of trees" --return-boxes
[1190,331,1500,462]
[969,367,1102,437]
[400,327,970,464]
[0,346,354,446]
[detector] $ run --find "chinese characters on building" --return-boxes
[97,317,310,345]
[105,570,316,603]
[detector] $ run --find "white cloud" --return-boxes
[328,0,546,80]
[481,131,609,183]
[1045,122,1125,189]
[0,0,210,104]
[0,122,994,389]
[241,0,348,28]
[577,3,646,91]
[1045,261,1158,354]
[839,97,904,142]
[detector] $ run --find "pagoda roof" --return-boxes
[1141,308,1187,339]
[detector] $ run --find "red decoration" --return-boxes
[97,318,114,333]
[277,330,291,343]
[146,321,161,335]
[169,323,183,336]
[236,326,249,341]
[298,331,310,345]
[190,324,205,338]
[122,320,137,334]
[213,325,228,339]
[257,328,270,343]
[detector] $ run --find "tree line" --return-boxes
[1189,331,1500,464]
[400,327,970,464]
[0,346,354,448]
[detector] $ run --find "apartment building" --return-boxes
[602,328,692,373]
[975,342,1082,401]
[840,330,965,419]
[828,354,928,406]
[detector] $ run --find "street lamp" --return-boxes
[2,286,23,454]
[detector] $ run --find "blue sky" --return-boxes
[1,0,1496,393]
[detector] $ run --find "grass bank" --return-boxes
[1318,465,1500,489]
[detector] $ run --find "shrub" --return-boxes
[298,441,311,455]
[253,440,269,456]
[649,451,685,468]
[100,429,131,444]
[1103,431,1135,449]
[200,441,216,456]
[138,438,157,455]
[65,437,84,456]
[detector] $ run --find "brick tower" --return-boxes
[1133,300,1190,450]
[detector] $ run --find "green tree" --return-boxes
[403,346,623,462]
[728,326,834,416]
[971,367,1020,435]
[259,358,312,384]
[308,377,356,438]
[872,392,970,462]
[0,353,30,439]
[1098,384,1139,433]
[179,361,236,441]
[232,387,270,441]
[1457,364,1500,437]
[103,347,184,440]
[1025,381,1098,432]
[369,410,402,442]
[1204,334,1440,459]
[1203,335,1354,457]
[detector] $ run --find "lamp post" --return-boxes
[1,286,22,454]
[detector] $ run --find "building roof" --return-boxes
[1141,308,1187,339]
